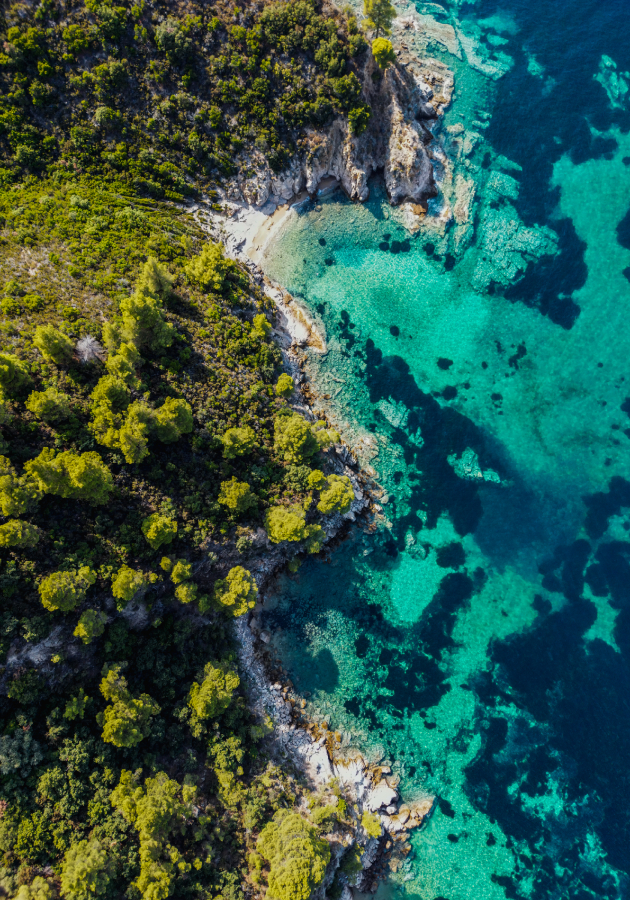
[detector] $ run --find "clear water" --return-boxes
[259,0,630,896]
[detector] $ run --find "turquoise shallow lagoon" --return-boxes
[259,0,630,896]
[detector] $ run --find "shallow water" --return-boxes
[260,0,630,896]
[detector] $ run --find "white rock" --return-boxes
[365,782,398,812]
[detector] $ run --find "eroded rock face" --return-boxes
[227,59,445,208]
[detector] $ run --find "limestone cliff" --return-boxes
[225,56,452,208]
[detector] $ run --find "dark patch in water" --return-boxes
[355,634,370,658]
[442,385,457,400]
[616,208,630,251]
[318,237,326,246]
[439,798,456,818]
[436,542,465,568]
[390,325,400,337]
[379,241,390,251]
[425,243,435,256]
[324,257,335,266]
[508,342,527,368]
[444,253,456,271]
[437,357,453,370]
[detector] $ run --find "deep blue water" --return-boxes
[259,0,630,896]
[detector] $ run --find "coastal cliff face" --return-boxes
[227,57,452,208]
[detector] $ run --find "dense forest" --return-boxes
[0,0,378,894]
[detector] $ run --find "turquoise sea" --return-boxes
[259,0,630,896]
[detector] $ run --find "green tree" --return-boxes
[90,375,131,449]
[112,565,147,608]
[153,397,193,443]
[74,609,108,644]
[25,387,72,423]
[252,313,271,340]
[0,352,30,397]
[187,661,239,735]
[274,413,318,464]
[304,523,325,554]
[64,688,91,721]
[275,373,294,397]
[118,401,154,464]
[372,36,396,68]
[39,566,96,612]
[212,565,257,616]
[0,519,40,548]
[60,839,112,900]
[175,581,199,604]
[317,474,354,514]
[0,455,42,516]
[361,810,382,838]
[363,0,396,36]
[119,292,174,352]
[105,340,141,385]
[306,469,326,490]
[33,325,74,365]
[185,242,236,293]
[256,810,330,900]
[99,665,160,747]
[15,876,53,900]
[170,559,192,583]
[142,513,177,549]
[135,256,174,302]
[264,503,307,543]
[221,425,256,459]
[218,477,256,514]
[25,448,113,504]
[348,104,371,135]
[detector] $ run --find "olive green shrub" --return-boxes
[372,36,396,68]
[60,839,112,900]
[0,353,30,397]
[135,256,174,302]
[361,810,382,838]
[73,609,108,644]
[15,877,53,900]
[252,313,271,341]
[105,340,141,385]
[175,582,199,604]
[221,425,256,459]
[304,523,325,554]
[25,448,113,504]
[306,469,326,490]
[170,559,192,584]
[99,665,160,747]
[33,325,74,365]
[118,292,175,352]
[211,565,257,616]
[112,565,147,607]
[256,809,330,900]
[185,242,235,293]
[39,566,96,612]
[264,503,307,543]
[187,661,239,736]
[117,401,154,464]
[363,0,396,36]
[142,513,177,549]
[64,688,90,721]
[25,387,72,423]
[0,519,40,548]
[274,413,318,464]
[275,373,294,397]
[152,397,193,443]
[317,475,354,514]
[218,477,256,514]
[0,456,42,516]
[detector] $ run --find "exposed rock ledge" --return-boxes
[225,55,452,208]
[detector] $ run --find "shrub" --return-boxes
[119,292,174,352]
[361,810,382,838]
[136,256,174,302]
[175,581,198,604]
[142,513,177,549]
[15,876,53,900]
[363,0,396,36]
[112,565,147,607]
[252,313,271,340]
[304,523,325,553]
[25,387,72,423]
[39,566,96,612]
[33,325,74,365]
[25,448,113,504]
[264,503,307,543]
[348,104,371,135]
[0,352,30,396]
[153,397,193,443]
[218,477,256,514]
[372,36,396,68]
[60,839,112,900]
[64,688,90,721]
[154,17,192,61]
[275,373,294,397]
[306,469,326,490]
[74,609,108,644]
[0,455,42,516]
[99,665,160,747]
[105,341,141,384]
[170,559,192,583]
[212,565,257,616]
[185,242,235,293]
[274,413,318,463]
[118,400,154,463]
[187,661,239,734]
[221,425,256,459]
[256,810,330,900]
[0,519,40,548]
[317,474,354,514]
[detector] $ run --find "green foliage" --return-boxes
[187,661,239,735]
[15,876,53,900]
[25,387,72,423]
[0,455,42,516]
[185,243,236,293]
[221,425,257,459]
[39,566,96,612]
[275,373,294,397]
[274,413,319,464]
[252,313,272,340]
[264,503,307,543]
[211,565,257,616]
[33,325,74,365]
[112,565,147,608]
[105,341,141,385]
[153,397,193,443]
[218,477,256,514]
[99,665,160,747]
[118,292,175,352]
[135,256,174,302]
[175,581,199,604]
[73,609,108,644]
[256,809,330,900]
[0,353,30,397]
[0,728,43,776]
[25,449,113,504]
[141,513,177,549]
[60,839,112,900]
[372,36,396,68]
[348,104,371,135]
[310,804,338,831]
[306,469,326,490]
[170,559,192,583]
[0,519,40,548]
[304,523,325,554]
[361,810,382,838]
[64,688,90,720]
[363,0,396,36]
[316,474,354,514]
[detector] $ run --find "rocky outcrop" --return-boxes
[226,57,450,208]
